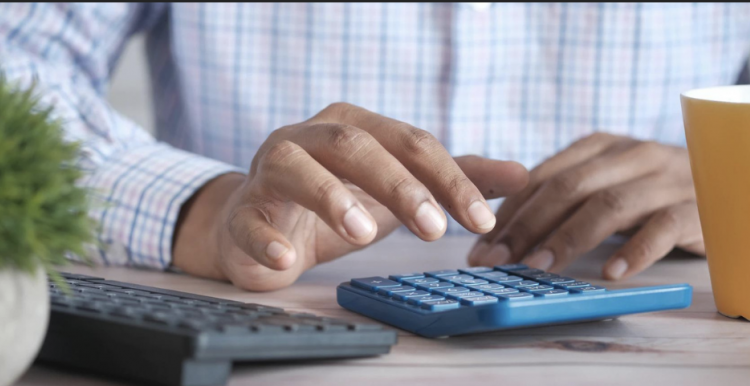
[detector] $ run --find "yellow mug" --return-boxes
[682,85,750,319]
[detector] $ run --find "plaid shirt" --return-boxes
[2,3,749,269]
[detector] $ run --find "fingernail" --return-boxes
[524,249,554,270]
[343,206,374,239]
[468,201,496,231]
[487,243,511,266]
[468,242,490,265]
[415,202,446,236]
[607,257,629,280]
[266,241,289,261]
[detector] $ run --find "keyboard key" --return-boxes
[533,289,569,297]
[495,292,534,301]
[506,280,539,288]
[458,267,494,274]
[421,300,461,311]
[432,287,470,296]
[402,277,440,286]
[446,291,485,300]
[377,285,417,296]
[351,277,402,291]
[557,281,592,289]
[491,275,523,284]
[495,264,528,271]
[392,291,432,301]
[425,269,460,277]
[539,277,576,285]
[483,288,520,295]
[415,282,455,291]
[407,295,446,305]
[451,278,490,286]
[519,285,555,292]
[388,273,425,282]
[466,283,504,291]
[570,286,606,293]
[460,296,499,306]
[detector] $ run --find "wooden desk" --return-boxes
[17,234,750,385]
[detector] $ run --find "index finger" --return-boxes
[313,103,521,234]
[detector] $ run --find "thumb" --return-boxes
[454,155,529,199]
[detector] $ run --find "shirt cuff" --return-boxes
[81,143,244,269]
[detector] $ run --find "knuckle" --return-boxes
[554,228,579,255]
[445,173,473,198]
[322,101,352,116]
[633,140,662,156]
[655,208,681,231]
[261,140,301,168]
[546,173,583,198]
[386,176,422,201]
[313,178,344,207]
[592,189,627,214]
[321,123,367,152]
[401,126,438,155]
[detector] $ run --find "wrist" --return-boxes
[173,172,246,279]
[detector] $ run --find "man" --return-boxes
[1,3,746,291]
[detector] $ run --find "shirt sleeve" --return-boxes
[0,3,244,268]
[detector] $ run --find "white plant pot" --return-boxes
[0,267,49,386]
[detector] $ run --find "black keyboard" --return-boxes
[39,272,397,386]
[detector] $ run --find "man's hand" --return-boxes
[173,103,528,291]
[468,132,705,280]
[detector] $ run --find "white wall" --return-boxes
[107,35,154,134]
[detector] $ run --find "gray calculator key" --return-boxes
[432,287,470,296]
[533,289,569,297]
[570,286,606,293]
[483,288,520,295]
[495,264,528,271]
[452,278,490,286]
[421,300,460,311]
[467,283,504,291]
[507,280,539,288]
[493,275,523,284]
[425,270,460,277]
[446,291,485,300]
[458,267,494,274]
[520,285,555,292]
[558,281,591,289]
[407,295,446,305]
[540,277,576,284]
[389,273,425,281]
[460,296,499,306]
[377,285,417,296]
[415,282,454,291]
[442,275,475,283]
[495,292,534,301]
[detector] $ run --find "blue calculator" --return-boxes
[337,264,692,337]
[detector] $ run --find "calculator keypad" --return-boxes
[351,264,606,312]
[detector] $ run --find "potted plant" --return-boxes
[0,77,94,386]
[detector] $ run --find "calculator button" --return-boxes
[432,287,470,296]
[377,285,417,296]
[533,289,569,297]
[558,281,591,289]
[491,275,523,284]
[495,292,534,301]
[425,269,460,277]
[392,291,432,301]
[415,282,455,291]
[402,277,440,286]
[509,268,546,277]
[351,277,401,291]
[466,283,504,291]
[452,278,490,286]
[483,288,520,295]
[442,274,475,283]
[526,272,560,280]
[458,267,494,274]
[495,264,528,271]
[407,295,446,305]
[507,280,539,288]
[570,286,606,293]
[460,296,499,306]
[446,291,485,300]
[539,277,576,285]
[520,285,555,292]
[473,271,510,281]
[421,300,461,311]
[389,273,426,282]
